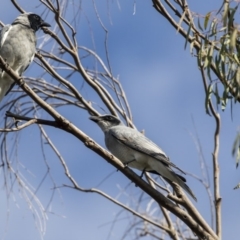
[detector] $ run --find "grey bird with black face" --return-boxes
[90,114,197,201]
[0,13,51,103]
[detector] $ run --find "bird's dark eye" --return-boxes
[105,116,113,121]
[35,15,40,20]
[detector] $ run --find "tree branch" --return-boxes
[199,59,221,238]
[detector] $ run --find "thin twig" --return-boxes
[199,59,221,238]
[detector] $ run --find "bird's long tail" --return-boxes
[166,172,197,201]
[148,160,197,201]
[177,177,197,201]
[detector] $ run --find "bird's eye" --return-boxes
[106,116,113,121]
[34,15,40,20]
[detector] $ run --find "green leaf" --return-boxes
[232,134,239,156]
[222,1,229,27]
[230,28,238,52]
[216,1,225,15]
[228,6,238,31]
[232,132,240,168]
[207,63,212,81]
[190,38,194,55]
[205,84,213,115]
[237,148,240,164]
[177,10,186,33]
[197,17,203,31]
[204,12,211,29]
[184,24,192,50]
[215,55,221,74]
[219,26,227,33]
[205,44,214,77]
[234,183,240,190]
[209,19,218,37]
[221,59,226,77]
[233,53,240,64]
[236,67,240,85]
[214,83,221,104]
[222,87,229,111]
[203,55,209,69]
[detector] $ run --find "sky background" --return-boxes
[0,0,240,239]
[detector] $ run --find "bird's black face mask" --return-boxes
[28,14,51,32]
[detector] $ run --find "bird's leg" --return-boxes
[140,168,146,179]
[123,159,136,167]
[135,168,147,188]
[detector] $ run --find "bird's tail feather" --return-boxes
[166,172,197,201]
[178,179,197,201]
[148,160,197,201]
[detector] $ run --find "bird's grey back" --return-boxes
[105,125,168,160]
[104,124,187,175]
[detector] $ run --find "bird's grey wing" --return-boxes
[20,53,34,74]
[0,25,12,48]
[148,169,186,182]
[110,128,186,174]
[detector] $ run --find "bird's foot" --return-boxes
[140,169,146,179]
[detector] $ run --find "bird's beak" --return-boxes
[89,116,101,123]
[40,20,51,28]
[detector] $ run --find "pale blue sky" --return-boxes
[0,0,240,239]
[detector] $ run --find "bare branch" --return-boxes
[199,61,221,237]
[11,0,25,13]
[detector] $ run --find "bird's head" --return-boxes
[27,13,51,32]
[89,115,122,131]
[12,13,51,32]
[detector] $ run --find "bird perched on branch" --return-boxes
[0,13,51,103]
[90,114,197,201]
